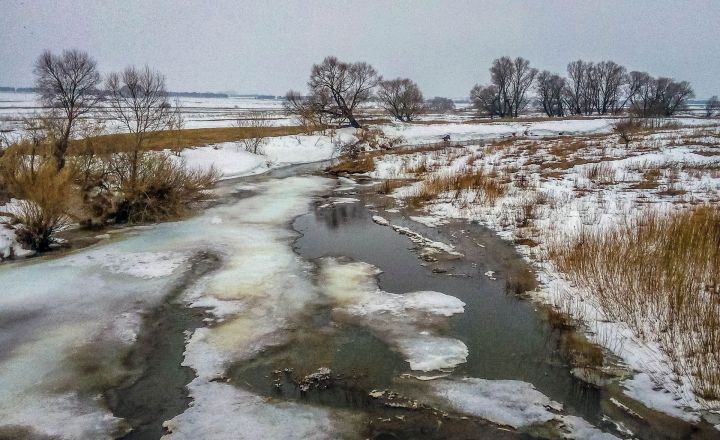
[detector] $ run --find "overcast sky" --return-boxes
[1,0,719,98]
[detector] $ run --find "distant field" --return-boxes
[70,126,310,153]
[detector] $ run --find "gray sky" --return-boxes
[1,0,719,98]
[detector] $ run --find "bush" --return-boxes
[1,159,73,251]
[613,119,643,147]
[112,153,219,223]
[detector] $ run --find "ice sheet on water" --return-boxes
[427,378,618,438]
[0,175,337,438]
[319,258,468,372]
[161,380,356,440]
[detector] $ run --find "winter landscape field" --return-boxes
[1,1,720,440]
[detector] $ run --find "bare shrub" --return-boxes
[235,111,271,154]
[613,119,643,147]
[112,153,219,223]
[2,161,73,251]
[548,207,720,401]
[706,96,720,118]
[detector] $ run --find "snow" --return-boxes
[319,258,468,372]
[160,381,354,440]
[378,118,618,145]
[0,199,33,260]
[428,378,618,439]
[179,129,356,179]
[428,377,561,428]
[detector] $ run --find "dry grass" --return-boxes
[583,162,616,185]
[548,206,720,401]
[31,126,309,155]
[327,155,376,174]
[406,167,507,207]
[0,156,74,250]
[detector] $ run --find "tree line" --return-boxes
[471,57,696,119]
[284,55,706,127]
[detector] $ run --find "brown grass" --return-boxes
[327,155,376,174]
[0,157,74,251]
[548,206,720,401]
[406,168,506,207]
[4,126,311,156]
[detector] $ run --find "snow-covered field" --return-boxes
[367,119,720,425]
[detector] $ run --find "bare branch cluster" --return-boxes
[377,78,425,122]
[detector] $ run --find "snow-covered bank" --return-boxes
[368,120,720,424]
[178,129,356,179]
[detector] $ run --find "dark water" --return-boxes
[107,166,719,439]
[292,193,605,421]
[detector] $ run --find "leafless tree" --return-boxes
[626,73,694,117]
[706,96,720,117]
[488,56,537,117]
[594,61,627,114]
[285,56,379,128]
[489,56,514,117]
[235,111,271,154]
[377,78,425,122]
[564,60,589,115]
[535,71,566,117]
[105,65,173,188]
[34,49,101,170]
[626,71,657,117]
[469,84,500,118]
[509,57,538,117]
[656,77,694,116]
[426,97,456,113]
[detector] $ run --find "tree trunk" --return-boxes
[347,114,361,128]
[53,139,67,171]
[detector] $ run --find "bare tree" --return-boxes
[706,96,720,117]
[469,84,500,118]
[34,49,101,170]
[627,73,694,117]
[564,60,589,115]
[535,71,566,117]
[426,97,456,113]
[285,56,379,128]
[235,111,271,154]
[627,71,658,117]
[377,78,425,122]
[509,57,538,117]
[489,56,514,117]
[488,56,537,117]
[594,61,627,114]
[656,77,694,116]
[105,66,173,188]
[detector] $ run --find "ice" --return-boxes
[428,377,561,428]
[319,258,468,372]
[397,336,469,371]
[428,378,618,438]
[0,175,337,438]
[371,215,390,226]
[72,250,189,279]
[161,380,355,440]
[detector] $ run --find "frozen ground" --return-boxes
[368,119,720,423]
